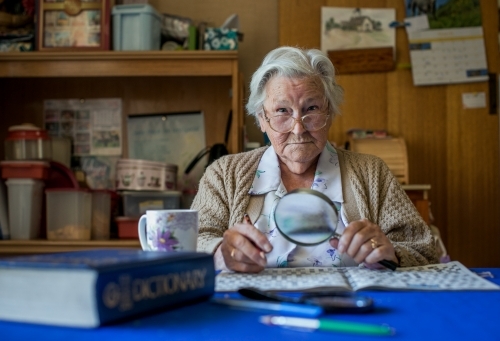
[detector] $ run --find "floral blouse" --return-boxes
[248,142,358,268]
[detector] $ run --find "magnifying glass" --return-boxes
[272,189,398,271]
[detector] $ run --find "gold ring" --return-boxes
[370,238,378,249]
[230,248,236,258]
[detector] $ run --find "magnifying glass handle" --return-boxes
[378,259,398,271]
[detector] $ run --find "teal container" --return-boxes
[112,4,162,51]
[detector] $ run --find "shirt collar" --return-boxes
[249,142,343,203]
[248,146,281,195]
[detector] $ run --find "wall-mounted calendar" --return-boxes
[408,27,488,86]
[404,0,487,86]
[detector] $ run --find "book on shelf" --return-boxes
[0,249,215,328]
[215,261,500,292]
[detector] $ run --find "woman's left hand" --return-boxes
[329,219,398,269]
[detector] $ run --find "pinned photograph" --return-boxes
[405,0,482,29]
[44,110,59,122]
[45,122,60,136]
[92,130,120,149]
[76,110,90,119]
[61,110,75,121]
[76,133,91,143]
[76,121,91,131]
[61,121,74,136]
[321,7,395,53]
[74,144,90,156]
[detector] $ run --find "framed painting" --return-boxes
[37,0,110,51]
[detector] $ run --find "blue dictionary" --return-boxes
[0,249,215,328]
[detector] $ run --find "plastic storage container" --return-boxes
[181,188,197,209]
[46,189,92,240]
[165,164,178,190]
[122,190,181,217]
[0,180,9,239]
[0,161,50,180]
[51,136,72,168]
[116,216,139,239]
[4,125,51,160]
[46,161,80,189]
[6,179,45,239]
[92,190,111,240]
[112,4,162,51]
[116,159,171,191]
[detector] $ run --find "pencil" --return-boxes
[244,213,252,224]
[244,213,266,259]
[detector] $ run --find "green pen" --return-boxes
[259,315,395,336]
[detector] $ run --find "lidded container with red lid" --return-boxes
[5,124,52,161]
[0,161,50,180]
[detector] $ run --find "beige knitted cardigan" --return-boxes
[191,146,438,267]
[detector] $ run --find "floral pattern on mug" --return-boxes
[152,212,197,232]
[153,229,179,251]
[143,210,198,252]
[172,213,198,231]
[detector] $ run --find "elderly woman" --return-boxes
[192,46,438,273]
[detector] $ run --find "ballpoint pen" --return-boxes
[259,315,395,336]
[211,298,323,317]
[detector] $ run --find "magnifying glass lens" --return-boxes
[274,191,338,246]
[273,189,399,271]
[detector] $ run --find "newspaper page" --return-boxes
[345,261,500,291]
[216,267,350,292]
[44,98,122,156]
[215,261,500,292]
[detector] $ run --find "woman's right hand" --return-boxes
[215,221,273,273]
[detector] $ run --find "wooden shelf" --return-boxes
[0,50,243,153]
[0,51,238,78]
[0,240,141,257]
[0,51,243,257]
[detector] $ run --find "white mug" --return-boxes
[138,210,198,252]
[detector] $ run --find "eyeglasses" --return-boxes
[262,109,330,133]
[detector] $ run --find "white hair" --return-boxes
[246,46,344,119]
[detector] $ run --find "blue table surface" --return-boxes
[2,268,500,341]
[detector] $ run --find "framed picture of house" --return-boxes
[37,0,110,51]
[320,7,395,54]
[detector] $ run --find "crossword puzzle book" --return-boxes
[215,261,500,292]
[0,249,215,328]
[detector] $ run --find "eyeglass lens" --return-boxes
[269,114,328,133]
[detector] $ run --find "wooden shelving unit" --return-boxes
[0,240,141,257]
[0,51,242,256]
[0,51,242,154]
[0,51,238,78]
